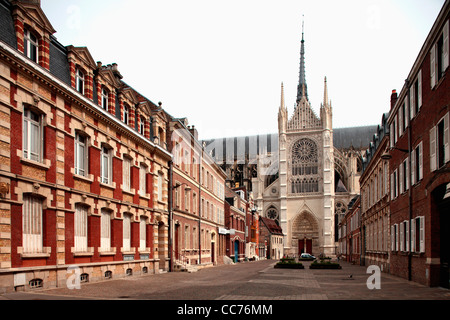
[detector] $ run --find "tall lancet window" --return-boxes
[291,138,319,193]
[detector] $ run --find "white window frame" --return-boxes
[23,108,42,162]
[101,145,112,185]
[123,105,129,125]
[24,29,38,63]
[22,195,43,254]
[140,116,145,135]
[74,132,88,176]
[101,88,108,110]
[76,68,84,94]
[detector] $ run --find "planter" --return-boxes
[309,262,342,269]
[274,262,304,269]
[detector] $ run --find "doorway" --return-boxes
[298,238,312,255]
[234,240,239,263]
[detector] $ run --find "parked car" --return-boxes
[300,253,316,259]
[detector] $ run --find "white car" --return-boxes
[300,253,315,259]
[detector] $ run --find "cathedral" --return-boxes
[204,27,376,257]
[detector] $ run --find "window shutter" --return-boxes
[405,157,409,191]
[409,86,415,119]
[411,149,416,185]
[399,106,403,136]
[390,123,394,148]
[444,19,449,71]
[391,225,395,251]
[399,164,404,194]
[400,222,404,252]
[140,217,146,250]
[405,220,409,252]
[419,216,425,253]
[396,224,399,251]
[419,142,423,180]
[390,173,394,199]
[418,69,422,109]
[430,44,436,88]
[430,126,437,171]
[411,218,416,252]
[101,210,111,251]
[444,112,449,163]
[123,214,131,251]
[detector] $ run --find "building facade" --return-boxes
[360,111,391,273]
[386,0,450,287]
[168,120,227,269]
[0,0,174,292]
[259,217,283,260]
[338,196,361,264]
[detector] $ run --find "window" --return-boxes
[123,214,131,252]
[101,145,112,184]
[430,113,449,171]
[399,157,409,194]
[185,225,190,249]
[391,224,398,252]
[75,132,88,176]
[123,156,131,192]
[410,70,422,119]
[123,105,129,125]
[184,189,190,212]
[23,195,43,254]
[140,116,145,135]
[430,20,449,88]
[23,108,42,162]
[76,69,84,94]
[100,209,111,251]
[101,88,108,110]
[391,169,398,199]
[139,164,147,196]
[412,216,425,253]
[411,142,423,184]
[24,29,38,63]
[158,172,163,202]
[74,204,88,252]
[139,217,146,251]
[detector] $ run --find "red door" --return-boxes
[298,239,313,255]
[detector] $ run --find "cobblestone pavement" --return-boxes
[1,260,450,301]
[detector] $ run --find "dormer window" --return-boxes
[101,88,108,110]
[140,116,145,135]
[123,105,129,125]
[24,29,38,63]
[76,69,84,94]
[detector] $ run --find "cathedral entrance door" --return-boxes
[298,238,312,255]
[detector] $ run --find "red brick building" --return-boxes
[259,217,283,260]
[360,112,391,272]
[224,187,247,262]
[386,0,450,287]
[168,120,227,270]
[0,0,173,292]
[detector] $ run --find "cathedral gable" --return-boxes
[287,98,322,131]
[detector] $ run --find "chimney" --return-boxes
[390,89,398,110]
[189,125,198,140]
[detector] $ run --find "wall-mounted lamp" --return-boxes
[381,147,409,160]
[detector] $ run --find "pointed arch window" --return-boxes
[291,138,319,193]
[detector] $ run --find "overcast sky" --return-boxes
[41,0,445,140]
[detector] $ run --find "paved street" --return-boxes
[1,259,450,301]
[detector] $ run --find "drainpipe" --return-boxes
[168,160,173,272]
[406,80,412,281]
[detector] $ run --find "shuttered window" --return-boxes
[140,217,146,250]
[74,204,88,252]
[139,164,147,196]
[123,214,131,251]
[123,156,131,192]
[22,195,43,254]
[101,209,111,251]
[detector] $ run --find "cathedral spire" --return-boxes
[323,76,329,107]
[296,16,308,103]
